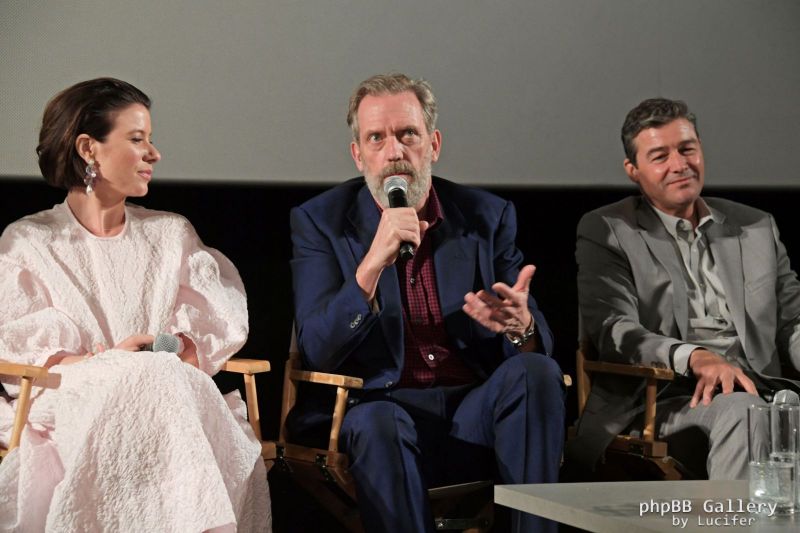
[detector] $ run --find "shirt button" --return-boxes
[410,277,416,285]
[427,353,435,361]
[384,381,393,388]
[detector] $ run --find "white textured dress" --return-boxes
[0,201,271,532]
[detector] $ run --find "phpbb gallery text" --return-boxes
[639,498,776,528]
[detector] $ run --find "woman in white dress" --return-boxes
[0,78,270,532]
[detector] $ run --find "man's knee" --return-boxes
[710,392,766,423]
[340,401,416,455]
[711,391,767,418]
[712,391,766,409]
[705,392,766,445]
[502,352,565,393]
[702,392,767,480]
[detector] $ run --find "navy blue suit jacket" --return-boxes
[289,177,552,432]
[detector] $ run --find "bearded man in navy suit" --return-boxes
[288,73,565,533]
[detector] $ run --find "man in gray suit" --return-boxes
[567,97,800,480]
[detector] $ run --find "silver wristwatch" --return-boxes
[506,320,536,348]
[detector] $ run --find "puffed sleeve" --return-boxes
[0,258,83,394]
[163,220,248,376]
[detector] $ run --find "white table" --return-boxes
[495,480,798,532]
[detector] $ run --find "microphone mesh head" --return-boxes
[383,175,408,195]
[773,389,800,406]
[152,333,181,354]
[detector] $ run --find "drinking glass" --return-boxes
[748,403,797,515]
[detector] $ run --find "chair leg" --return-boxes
[430,482,494,532]
[9,376,34,451]
[243,373,262,441]
[304,479,363,532]
[642,377,657,441]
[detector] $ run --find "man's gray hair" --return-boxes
[347,73,438,141]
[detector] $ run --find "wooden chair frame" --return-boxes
[0,361,50,459]
[0,357,270,461]
[263,328,493,532]
[575,338,687,480]
[220,357,272,443]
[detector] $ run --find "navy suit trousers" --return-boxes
[339,352,566,533]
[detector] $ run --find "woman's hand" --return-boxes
[177,333,199,368]
[44,343,107,367]
[113,334,155,352]
[46,354,89,367]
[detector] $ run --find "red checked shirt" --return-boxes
[394,186,477,388]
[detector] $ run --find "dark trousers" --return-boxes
[339,352,566,533]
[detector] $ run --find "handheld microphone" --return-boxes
[383,175,415,261]
[143,333,182,354]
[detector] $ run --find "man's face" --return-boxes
[350,91,441,211]
[624,118,705,218]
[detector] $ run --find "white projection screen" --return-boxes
[2,0,799,187]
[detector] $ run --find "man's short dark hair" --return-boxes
[622,98,698,165]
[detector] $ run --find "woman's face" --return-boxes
[92,103,160,198]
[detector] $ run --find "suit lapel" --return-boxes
[636,201,689,339]
[344,187,377,266]
[433,193,477,349]
[706,212,747,352]
[343,182,479,358]
[346,185,404,365]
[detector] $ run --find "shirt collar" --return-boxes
[649,197,718,239]
[420,184,444,230]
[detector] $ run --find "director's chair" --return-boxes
[571,338,688,480]
[262,327,494,532]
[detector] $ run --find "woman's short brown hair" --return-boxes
[36,78,151,189]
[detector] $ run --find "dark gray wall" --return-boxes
[2,0,799,186]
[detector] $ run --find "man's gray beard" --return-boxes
[366,160,432,210]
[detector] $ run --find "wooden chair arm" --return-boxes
[279,326,364,454]
[584,359,673,442]
[582,359,675,381]
[222,358,271,374]
[0,362,48,455]
[277,366,363,454]
[219,357,270,442]
[578,348,674,443]
[0,361,49,379]
[288,368,363,389]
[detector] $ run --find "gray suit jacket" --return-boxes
[566,195,800,470]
